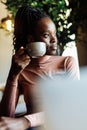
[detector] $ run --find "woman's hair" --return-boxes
[13,5,48,52]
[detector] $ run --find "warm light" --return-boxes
[6,19,13,31]
[1,16,14,32]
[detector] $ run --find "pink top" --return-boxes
[0,55,79,117]
[19,55,78,84]
[18,55,79,114]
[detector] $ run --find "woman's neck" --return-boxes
[32,55,51,64]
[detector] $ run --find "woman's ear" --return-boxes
[27,35,34,43]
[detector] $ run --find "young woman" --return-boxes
[0,5,79,130]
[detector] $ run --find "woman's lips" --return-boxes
[50,46,57,50]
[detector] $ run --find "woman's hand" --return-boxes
[8,47,31,80]
[0,117,30,130]
[13,47,31,71]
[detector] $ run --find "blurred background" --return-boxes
[0,0,87,85]
[0,0,87,102]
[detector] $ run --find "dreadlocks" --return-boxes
[13,5,48,52]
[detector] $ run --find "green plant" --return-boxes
[2,0,83,51]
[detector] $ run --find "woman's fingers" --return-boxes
[11,46,31,72]
[16,46,25,56]
[0,117,8,130]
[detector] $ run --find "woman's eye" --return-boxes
[43,33,49,38]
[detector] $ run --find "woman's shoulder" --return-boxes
[50,55,74,61]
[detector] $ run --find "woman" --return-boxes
[0,5,79,130]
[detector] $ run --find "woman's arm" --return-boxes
[0,66,20,117]
[0,116,31,130]
[0,47,31,117]
[0,112,45,130]
[65,56,80,80]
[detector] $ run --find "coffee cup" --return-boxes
[25,42,46,58]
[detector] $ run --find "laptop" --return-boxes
[39,69,87,130]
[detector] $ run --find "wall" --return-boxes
[0,2,13,84]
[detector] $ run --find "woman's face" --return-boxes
[30,17,58,55]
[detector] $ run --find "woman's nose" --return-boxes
[50,35,57,44]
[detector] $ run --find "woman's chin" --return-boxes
[47,50,57,55]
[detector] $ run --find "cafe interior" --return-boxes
[0,0,87,129]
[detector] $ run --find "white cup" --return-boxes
[26,42,46,58]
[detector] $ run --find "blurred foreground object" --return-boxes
[39,68,87,130]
